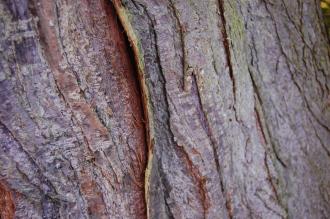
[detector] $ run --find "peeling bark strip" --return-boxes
[111,1,154,217]
[1,0,330,218]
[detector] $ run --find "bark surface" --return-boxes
[0,0,329,219]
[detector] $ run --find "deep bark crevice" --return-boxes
[112,1,152,217]
[218,0,236,108]
[217,1,237,218]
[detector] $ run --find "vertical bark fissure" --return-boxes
[175,143,210,218]
[38,27,108,218]
[248,49,289,214]
[192,73,226,206]
[264,153,281,203]
[112,1,151,217]
[217,1,237,218]
[218,0,236,109]
[54,1,116,141]
[168,0,190,92]
[33,0,149,217]
[52,1,104,155]
[166,1,214,216]
[254,107,268,146]
[309,116,330,157]
[249,70,288,168]
[136,4,177,217]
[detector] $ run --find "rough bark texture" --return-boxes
[0,0,147,218]
[0,0,329,219]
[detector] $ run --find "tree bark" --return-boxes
[0,0,329,218]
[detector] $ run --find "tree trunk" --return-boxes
[0,0,329,218]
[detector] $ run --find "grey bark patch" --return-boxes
[15,37,38,65]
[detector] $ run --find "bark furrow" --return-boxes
[0,0,329,218]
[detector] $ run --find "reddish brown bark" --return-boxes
[0,0,147,218]
[0,182,15,219]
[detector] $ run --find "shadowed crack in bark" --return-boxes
[218,0,236,109]
[217,1,237,218]
[112,1,152,218]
